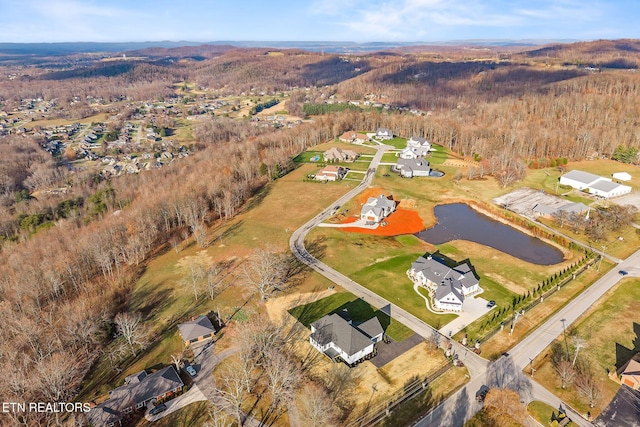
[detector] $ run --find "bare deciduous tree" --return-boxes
[114,312,147,356]
[483,388,528,427]
[242,246,288,302]
[212,362,250,426]
[299,384,338,427]
[264,350,299,411]
[553,359,576,389]
[576,367,602,408]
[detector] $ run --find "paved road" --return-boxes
[416,250,640,427]
[289,144,488,377]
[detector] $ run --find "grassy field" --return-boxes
[381,152,399,163]
[467,260,612,359]
[78,163,358,399]
[293,151,323,163]
[288,292,413,341]
[381,137,409,149]
[530,277,640,417]
[428,145,450,165]
[527,401,556,426]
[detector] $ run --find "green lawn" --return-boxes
[428,145,450,165]
[288,292,414,341]
[293,150,323,163]
[381,152,399,163]
[527,401,556,426]
[351,254,457,328]
[382,137,408,149]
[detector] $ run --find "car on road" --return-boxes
[149,403,167,416]
[619,270,629,276]
[486,300,496,308]
[184,363,197,377]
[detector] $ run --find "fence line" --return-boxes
[348,362,453,427]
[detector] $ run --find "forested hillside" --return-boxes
[1,39,639,424]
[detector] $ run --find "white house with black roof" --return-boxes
[408,255,481,312]
[310,313,383,365]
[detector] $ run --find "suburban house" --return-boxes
[616,353,640,390]
[559,170,632,199]
[339,131,369,143]
[310,312,383,365]
[87,366,184,426]
[399,144,430,159]
[178,315,216,347]
[315,165,345,181]
[375,127,394,140]
[408,254,481,312]
[323,147,359,163]
[360,194,396,223]
[397,158,431,178]
[407,136,431,152]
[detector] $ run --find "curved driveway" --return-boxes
[289,144,487,378]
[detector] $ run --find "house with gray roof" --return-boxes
[323,147,359,163]
[375,127,394,140]
[360,194,396,223]
[408,255,481,312]
[87,366,183,426]
[559,170,631,198]
[310,313,383,365]
[397,158,431,178]
[178,315,216,347]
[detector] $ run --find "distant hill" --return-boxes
[524,39,640,68]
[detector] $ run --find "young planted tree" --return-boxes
[553,359,576,389]
[575,366,602,408]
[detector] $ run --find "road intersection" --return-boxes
[289,142,639,426]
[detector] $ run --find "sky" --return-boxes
[0,0,637,43]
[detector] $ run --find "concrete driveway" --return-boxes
[439,294,491,337]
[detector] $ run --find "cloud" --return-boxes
[320,0,605,41]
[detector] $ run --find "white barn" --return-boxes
[559,170,631,199]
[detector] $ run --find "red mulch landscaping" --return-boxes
[340,208,425,236]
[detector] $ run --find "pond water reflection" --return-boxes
[415,203,564,265]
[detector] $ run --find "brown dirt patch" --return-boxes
[264,289,336,324]
[341,208,425,236]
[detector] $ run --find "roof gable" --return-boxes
[178,316,216,342]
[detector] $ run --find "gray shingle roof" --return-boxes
[310,314,375,356]
[108,366,183,411]
[357,317,384,339]
[397,158,431,174]
[178,315,216,342]
[411,255,479,296]
[589,179,621,192]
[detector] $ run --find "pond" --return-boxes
[415,203,564,265]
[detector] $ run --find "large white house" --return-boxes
[407,136,431,152]
[310,313,383,365]
[559,170,631,199]
[408,255,481,312]
[360,194,396,223]
[397,158,431,178]
[375,127,394,140]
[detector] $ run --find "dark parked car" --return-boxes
[486,300,496,308]
[619,270,629,276]
[149,403,167,416]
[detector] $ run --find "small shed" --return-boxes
[612,172,632,182]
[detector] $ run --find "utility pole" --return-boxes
[561,318,569,357]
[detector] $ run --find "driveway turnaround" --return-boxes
[438,295,491,338]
